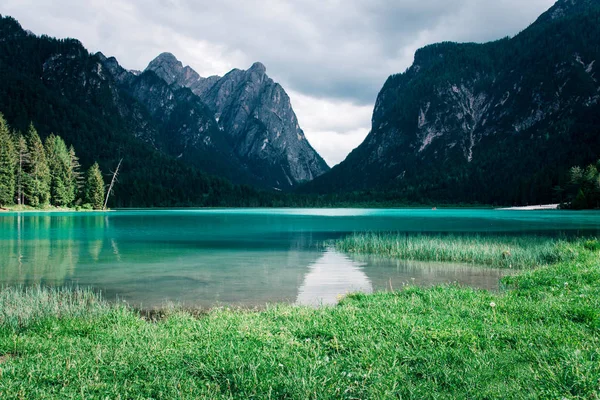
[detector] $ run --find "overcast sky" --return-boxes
[1,0,556,166]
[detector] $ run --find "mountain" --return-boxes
[0,15,280,207]
[146,53,329,188]
[304,0,600,206]
[0,14,331,208]
[95,53,252,183]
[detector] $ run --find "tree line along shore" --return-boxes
[0,114,105,211]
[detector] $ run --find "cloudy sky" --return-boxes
[1,0,555,166]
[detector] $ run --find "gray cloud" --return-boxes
[1,0,556,165]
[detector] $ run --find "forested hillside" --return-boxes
[0,16,280,207]
[303,0,600,206]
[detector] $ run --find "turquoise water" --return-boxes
[0,208,598,308]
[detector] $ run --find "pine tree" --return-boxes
[25,124,51,207]
[13,133,30,206]
[0,114,16,207]
[69,145,83,202]
[45,134,75,207]
[84,162,105,210]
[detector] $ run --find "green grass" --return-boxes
[334,233,575,269]
[0,204,101,212]
[0,240,599,398]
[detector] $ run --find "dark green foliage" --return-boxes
[23,124,50,207]
[68,145,83,198]
[584,239,600,251]
[565,160,600,209]
[45,134,75,207]
[0,114,15,206]
[84,162,105,210]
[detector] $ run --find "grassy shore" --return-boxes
[0,205,110,213]
[1,239,599,398]
[335,233,578,269]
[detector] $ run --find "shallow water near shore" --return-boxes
[0,208,598,308]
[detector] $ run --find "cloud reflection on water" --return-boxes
[296,250,372,306]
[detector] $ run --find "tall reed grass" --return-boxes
[334,233,575,269]
[0,286,110,330]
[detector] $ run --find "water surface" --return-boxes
[0,208,598,308]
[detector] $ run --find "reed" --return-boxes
[0,286,111,330]
[334,233,574,269]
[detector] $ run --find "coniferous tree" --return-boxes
[13,133,30,206]
[25,124,51,207]
[84,162,105,210]
[567,160,600,209]
[69,145,83,202]
[0,114,16,207]
[45,134,75,207]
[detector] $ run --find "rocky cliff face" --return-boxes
[305,0,600,205]
[97,53,250,182]
[146,54,329,188]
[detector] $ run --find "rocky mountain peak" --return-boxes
[146,52,187,85]
[144,53,329,188]
[151,52,181,67]
[535,0,598,24]
[249,61,266,75]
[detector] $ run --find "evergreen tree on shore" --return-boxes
[69,145,83,200]
[0,114,16,207]
[84,162,105,210]
[13,133,30,206]
[45,134,75,207]
[568,161,600,209]
[25,124,51,207]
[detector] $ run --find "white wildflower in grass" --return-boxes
[490,301,497,322]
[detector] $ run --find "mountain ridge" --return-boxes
[0,13,329,198]
[0,14,287,207]
[302,0,600,206]
[145,53,330,188]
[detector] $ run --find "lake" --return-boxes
[1,208,599,308]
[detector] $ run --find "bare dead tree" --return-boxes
[103,158,123,211]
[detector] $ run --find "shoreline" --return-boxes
[0,206,111,213]
[496,204,559,211]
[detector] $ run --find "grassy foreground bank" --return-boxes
[1,240,600,398]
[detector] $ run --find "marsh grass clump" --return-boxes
[334,233,574,269]
[584,239,600,252]
[0,286,111,330]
